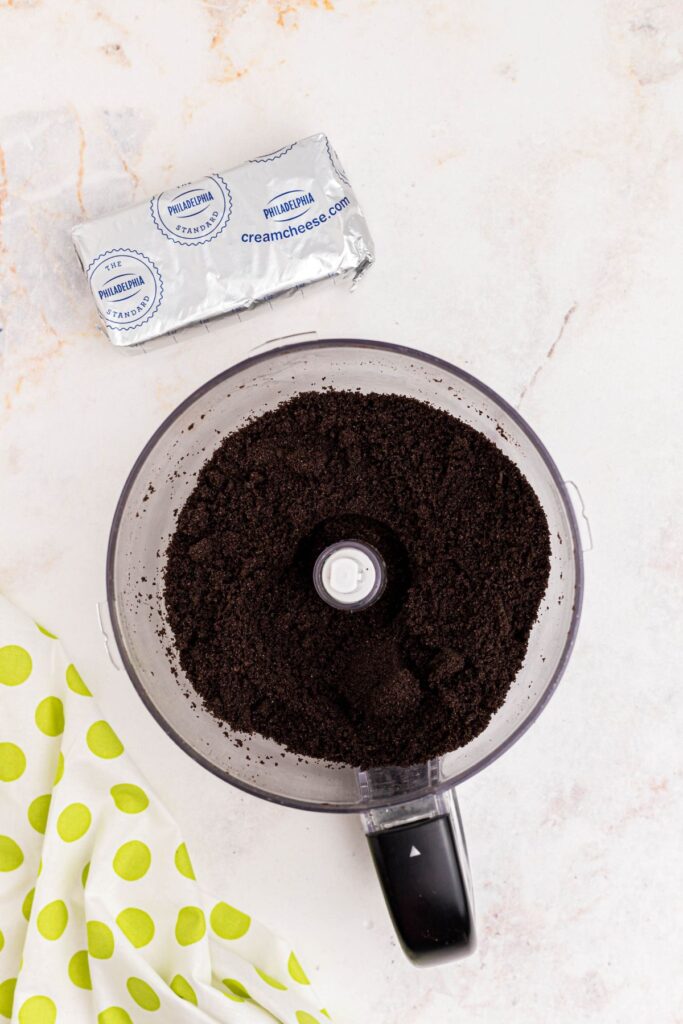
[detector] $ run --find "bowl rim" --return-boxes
[106,338,585,813]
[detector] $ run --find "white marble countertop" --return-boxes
[1,1,681,1021]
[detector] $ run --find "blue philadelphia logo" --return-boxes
[150,174,232,245]
[88,249,163,331]
[263,189,315,223]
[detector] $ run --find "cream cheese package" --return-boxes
[72,133,374,346]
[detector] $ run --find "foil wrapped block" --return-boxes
[72,133,374,347]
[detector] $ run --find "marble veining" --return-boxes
[1,2,681,1021]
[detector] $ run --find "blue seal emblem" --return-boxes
[88,249,163,331]
[262,189,316,223]
[150,174,232,245]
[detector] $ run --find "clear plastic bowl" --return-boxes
[106,339,583,813]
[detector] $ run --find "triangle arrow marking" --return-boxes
[409,846,421,858]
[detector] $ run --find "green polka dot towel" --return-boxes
[0,596,328,1023]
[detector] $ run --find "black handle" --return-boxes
[367,812,475,965]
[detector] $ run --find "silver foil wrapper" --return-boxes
[72,133,374,347]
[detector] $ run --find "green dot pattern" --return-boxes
[175,906,205,946]
[87,920,115,959]
[35,624,57,639]
[0,609,324,1024]
[68,950,92,990]
[256,967,287,990]
[0,978,17,1018]
[0,742,26,782]
[65,664,92,697]
[34,697,64,737]
[210,901,251,940]
[22,888,35,921]
[28,794,51,834]
[174,843,195,880]
[0,645,32,686]
[17,995,57,1024]
[0,978,16,1019]
[223,978,249,1001]
[57,802,91,842]
[110,784,148,814]
[113,840,151,881]
[288,951,310,985]
[170,975,197,1005]
[0,835,24,872]
[116,908,155,948]
[98,1009,133,1024]
[86,721,123,759]
[127,977,160,1011]
[36,900,68,940]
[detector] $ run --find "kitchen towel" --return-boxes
[0,595,327,1024]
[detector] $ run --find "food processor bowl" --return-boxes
[106,340,583,964]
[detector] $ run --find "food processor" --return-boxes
[105,340,584,965]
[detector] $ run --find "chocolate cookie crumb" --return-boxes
[164,391,550,768]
